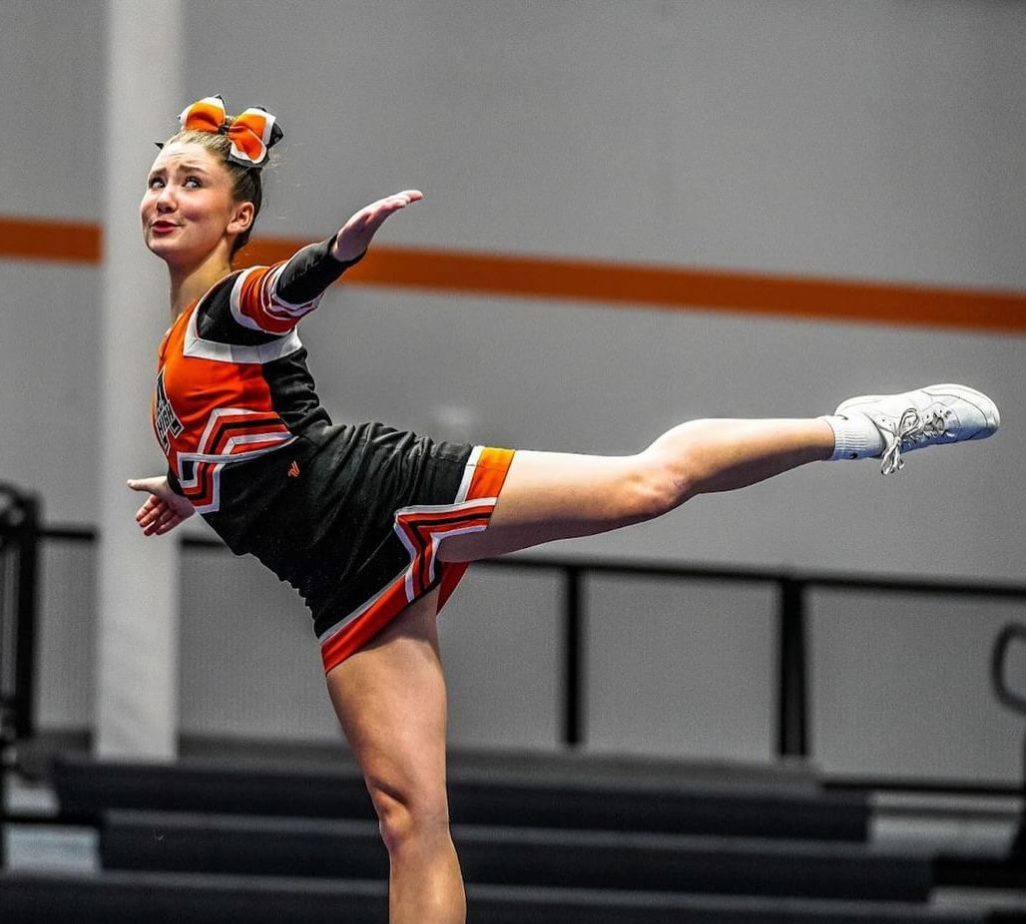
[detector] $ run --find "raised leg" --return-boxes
[439,417,835,562]
[325,588,464,924]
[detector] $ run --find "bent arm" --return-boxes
[128,475,195,537]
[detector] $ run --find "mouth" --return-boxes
[151,221,180,233]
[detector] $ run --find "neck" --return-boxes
[168,245,235,318]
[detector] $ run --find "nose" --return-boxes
[155,184,176,213]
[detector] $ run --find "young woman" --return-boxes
[130,96,1000,924]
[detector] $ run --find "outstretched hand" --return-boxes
[332,189,423,263]
[128,476,195,537]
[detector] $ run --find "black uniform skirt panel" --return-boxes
[202,421,513,672]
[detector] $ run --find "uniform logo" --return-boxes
[154,371,184,453]
[287,460,301,478]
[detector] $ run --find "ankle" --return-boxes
[819,413,884,461]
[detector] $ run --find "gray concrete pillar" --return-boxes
[95,0,182,758]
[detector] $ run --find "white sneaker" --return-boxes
[835,384,1000,474]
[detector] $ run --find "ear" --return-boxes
[227,201,255,236]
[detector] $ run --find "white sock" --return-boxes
[819,413,885,461]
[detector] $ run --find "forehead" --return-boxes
[149,141,225,175]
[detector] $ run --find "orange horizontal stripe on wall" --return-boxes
[0,216,101,264]
[4,216,1026,333]
[242,237,1026,334]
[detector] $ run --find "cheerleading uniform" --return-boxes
[152,237,513,673]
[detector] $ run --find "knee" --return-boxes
[623,447,695,521]
[632,417,729,516]
[367,778,451,857]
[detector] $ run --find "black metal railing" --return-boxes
[30,526,1026,783]
[476,554,1026,761]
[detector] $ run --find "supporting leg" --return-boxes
[325,589,464,924]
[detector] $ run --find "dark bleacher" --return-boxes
[0,751,1000,923]
[50,751,869,840]
[0,870,992,924]
[99,810,931,900]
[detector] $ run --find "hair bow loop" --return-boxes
[177,95,282,168]
[227,108,283,168]
[179,95,228,134]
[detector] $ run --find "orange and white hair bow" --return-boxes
[178,95,282,168]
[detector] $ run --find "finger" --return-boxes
[388,189,422,208]
[135,499,162,523]
[359,202,400,225]
[362,198,410,231]
[155,516,182,536]
[144,514,175,537]
[370,191,422,216]
[137,502,164,525]
[136,500,160,522]
[347,195,416,233]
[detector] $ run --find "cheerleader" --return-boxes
[130,96,1000,924]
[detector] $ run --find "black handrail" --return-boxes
[36,524,1026,762]
[42,525,1026,598]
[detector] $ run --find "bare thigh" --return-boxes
[325,588,450,829]
[439,448,654,563]
[439,419,833,563]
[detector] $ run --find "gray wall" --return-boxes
[6,1,1025,781]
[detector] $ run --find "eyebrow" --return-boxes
[149,162,213,176]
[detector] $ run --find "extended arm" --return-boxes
[223,189,423,336]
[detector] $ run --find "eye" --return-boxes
[183,176,202,188]
[148,176,165,189]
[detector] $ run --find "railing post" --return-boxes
[0,521,6,870]
[14,492,40,742]
[990,623,1026,854]
[0,487,41,868]
[562,567,584,748]
[777,578,809,759]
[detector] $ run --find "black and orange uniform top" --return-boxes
[152,236,513,673]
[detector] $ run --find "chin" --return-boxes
[144,237,176,261]
[146,234,200,266]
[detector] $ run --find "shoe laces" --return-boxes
[879,407,950,474]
